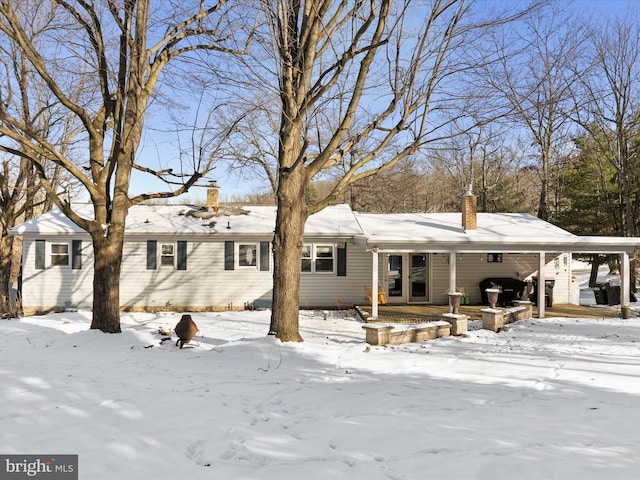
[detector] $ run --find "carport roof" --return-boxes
[353,212,640,254]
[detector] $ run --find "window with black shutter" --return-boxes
[35,240,45,269]
[147,240,157,270]
[72,240,82,269]
[224,241,234,270]
[260,242,270,271]
[177,241,187,270]
[337,244,347,276]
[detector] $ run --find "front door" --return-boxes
[409,253,429,303]
[387,255,404,302]
[386,254,430,303]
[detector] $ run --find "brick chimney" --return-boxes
[207,181,219,212]
[462,184,477,231]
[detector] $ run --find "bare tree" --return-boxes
[572,14,640,238]
[480,2,585,221]
[428,123,532,213]
[223,100,281,197]
[568,12,640,288]
[228,0,537,341]
[0,0,251,332]
[0,7,79,316]
[345,157,429,213]
[0,157,37,316]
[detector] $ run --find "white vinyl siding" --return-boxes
[119,239,273,309]
[430,252,567,305]
[20,236,93,311]
[18,235,572,313]
[298,241,370,308]
[121,239,362,310]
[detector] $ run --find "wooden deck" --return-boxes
[356,303,623,323]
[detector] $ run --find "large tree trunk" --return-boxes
[588,254,604,288]
[537,150,550,221]
[0,233,14,315]
[90,232,124,333]
[269,165,308,342]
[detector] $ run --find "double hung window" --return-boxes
[301,244,335,273]
[50,243,70,266]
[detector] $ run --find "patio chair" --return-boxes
[364,286,388,305]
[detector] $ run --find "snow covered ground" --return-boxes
[2,276,640,479]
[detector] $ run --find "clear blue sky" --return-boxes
[574,0,637,18]
[131,0,640,205]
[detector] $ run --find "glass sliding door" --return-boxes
[387,255,404,298]
[409,254,429,302]
[386,253,430,303]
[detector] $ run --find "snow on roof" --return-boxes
[353,211,639,253]
[354,211,576,242]
[10,203,363,237]
[9,207,88,234]
[11,203,639,252]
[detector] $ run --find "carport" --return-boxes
[354,193,639,321]
[358,240,637,320]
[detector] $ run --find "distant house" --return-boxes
[10,186,639,318]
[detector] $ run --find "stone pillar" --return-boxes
[441,313,469,336]
[481,308,504,332]
[513,300,533,320]
[362,325,394,345]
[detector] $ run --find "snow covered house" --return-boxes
[10,188,639,317]
[11,201,367,315]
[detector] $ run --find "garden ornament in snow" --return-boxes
[174,314,198,348]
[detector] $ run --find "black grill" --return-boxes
[479,277,526,306]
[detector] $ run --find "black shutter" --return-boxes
[224,241,234,270]
[72,240,82,269]
[177,241,187,270]
[35,240,45,269]
[147,240,157,270]
[337,243,347,276]
[260,241,269,271]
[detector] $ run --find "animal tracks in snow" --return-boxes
[531,362,566,391]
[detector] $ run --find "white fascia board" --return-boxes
[354,235,639,254]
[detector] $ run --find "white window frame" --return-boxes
[160,242,175,267]
[301,243,335,274]
[49,242,70,267]
[237,242,259,269]
[301,244,312,273]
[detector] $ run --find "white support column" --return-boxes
[538,252,546,318]
[371,250,379,320]
[449,252,457,294]
[621,251,630,319]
